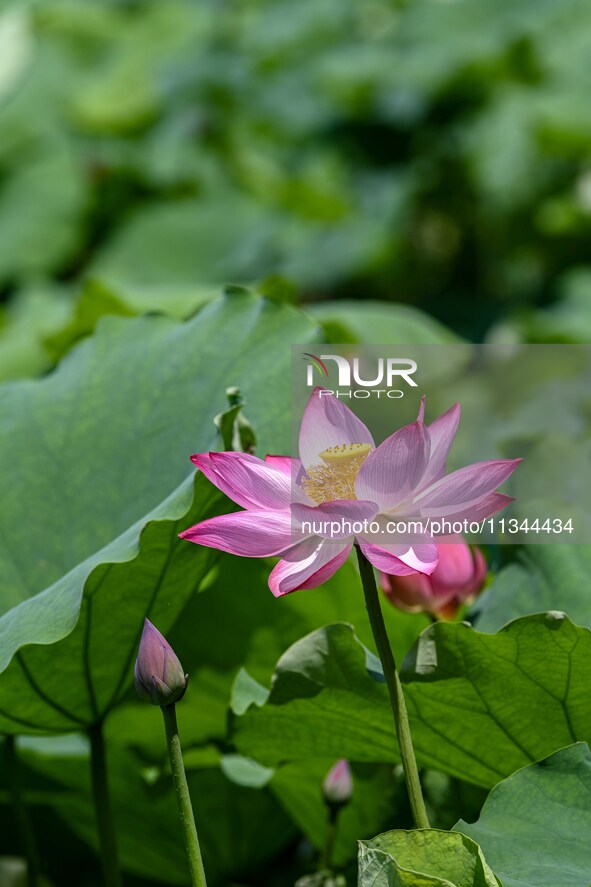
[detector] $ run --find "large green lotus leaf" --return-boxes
[309,300,460,345]
[0,291,319,733]
[44,278,217,365]
[233,615,591,788]
[0,276,217,385]
[358,830,501,887]
[472,545,591,632]
[2,734,296,886]
[456,743,591,887]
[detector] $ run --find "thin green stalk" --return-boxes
[321,806,338,871]
[161,704,207,887]
[5,735,40,887]
[355,545,430,829]
[88,723,123,887]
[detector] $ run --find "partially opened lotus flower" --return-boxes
[180,389,520,597]
[381,534,487,619]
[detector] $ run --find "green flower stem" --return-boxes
[88,723,123,887]
[321,805,339,871]
[355,545,430,829]
[161,704,207,887]
[5,735,40,887]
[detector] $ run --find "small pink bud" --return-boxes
[134,619,188,706]
[322,759,353,808]
[381,536,487,619]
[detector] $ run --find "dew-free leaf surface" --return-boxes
[233,615,591,788]
[456,742,591,887]
[358,829,501,887]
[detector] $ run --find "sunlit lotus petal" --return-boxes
[179,510,295,556]
[191,452,292,510]
[354,418,431,510]
[298,388,375,469]
[357,540,433,576]
[268,537,353,597]
[264,454,299,476]
[418,401,461,490]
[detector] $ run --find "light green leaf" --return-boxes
[233,615,591,788]
[44,278,217,365]
[0,286,71,381]
[0,7,32,103]
[359,829,501,887]
[456,742,591,887]
[0,145,86,283]
[0,290,320,733]
[220,754,274,789]
[309,300,460,345]
[231,668,270,717]
[472,546,591,632]
[91,195,279,287]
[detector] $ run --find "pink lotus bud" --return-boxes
[322,759,353,808]
[381,536,487,619]
[134,619,188,706]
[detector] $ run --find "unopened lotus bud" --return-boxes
[381,535,487,619]
[134,619,188,706]
[322,759,353,809]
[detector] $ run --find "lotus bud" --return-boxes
[322,759,353,809]
[381,535,487,619]
[134,619,188,706]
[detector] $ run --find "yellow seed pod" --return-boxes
[319,443,372,464]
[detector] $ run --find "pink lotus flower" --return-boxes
[180,390,520,597]
[381,535,487,619]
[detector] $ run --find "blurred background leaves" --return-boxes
[1,0,591,885]
[3,0,591,382]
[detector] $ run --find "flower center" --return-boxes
[300,443,372,503]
